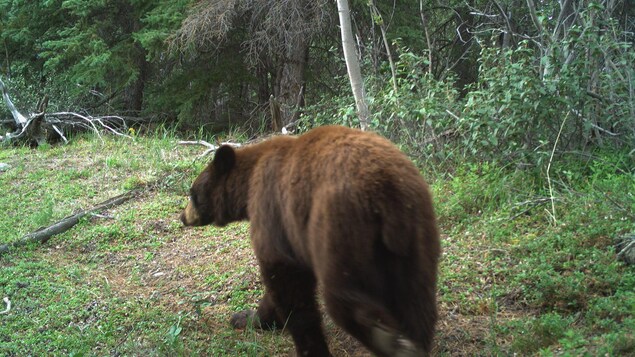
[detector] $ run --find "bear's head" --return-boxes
[181,145,242,227]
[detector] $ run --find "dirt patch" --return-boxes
[94,228,259,312]
[434,307,526,355]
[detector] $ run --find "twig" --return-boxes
[179,140,216,148]
[546,112,569,225]
[505,197,552,221]
[420,129,456,146]
[588,122,620,136]
[179,140,218,157]
[514,197,553,206]
[442,41,473,76]
[0,190,139,256]
[92,118,132,138]
[51,111,104,143]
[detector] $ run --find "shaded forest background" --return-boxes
[1,0,634,164]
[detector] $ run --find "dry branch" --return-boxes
[1,77,132,146]
[0,190,139,256]
[178,140,242,157]
[616,233,635,265]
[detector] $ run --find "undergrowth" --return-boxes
[434,151,634,355]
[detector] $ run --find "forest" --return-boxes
[1,0,634,355]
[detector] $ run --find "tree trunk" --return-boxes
[276,34,308,127]
[123,8,148,113]
[337,0,369,130]
[127,44,148,112]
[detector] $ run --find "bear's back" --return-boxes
[281,125,427,201]
[246,126,434,263]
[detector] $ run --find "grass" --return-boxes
[1,133,633,356]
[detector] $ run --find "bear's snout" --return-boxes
[180,200,201,226]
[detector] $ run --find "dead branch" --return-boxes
[179,140,243,157]
[1,77,132,146]
[281,119,299,135]
[0,190,139,256]
[506,197,552,221]
[51,124,68,144]
[420,128,457,147]
[46,112,131,143]
[179,140,218,157]
[616,233,635,265]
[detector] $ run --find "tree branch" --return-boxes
[492,0,514,47]
[419,0,434,75]
[526,0,549,43]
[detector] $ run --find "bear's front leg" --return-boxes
[230,291,282,330]
[259,260,332,357]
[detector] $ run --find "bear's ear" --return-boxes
[212,145,236,174]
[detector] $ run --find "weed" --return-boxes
[164,315,183,352]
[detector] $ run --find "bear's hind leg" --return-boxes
[324,291,425,357]
[260,261,331,357]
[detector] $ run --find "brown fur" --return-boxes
[181,125,440,356]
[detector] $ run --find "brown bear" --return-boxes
[181,125,440,357]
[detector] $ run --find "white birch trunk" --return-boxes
[336,0,370,130]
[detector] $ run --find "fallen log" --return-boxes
[0,190,139,255]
